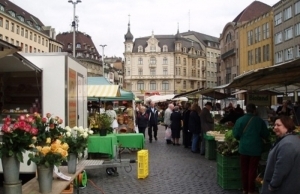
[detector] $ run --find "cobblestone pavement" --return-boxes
[0,125,242,194]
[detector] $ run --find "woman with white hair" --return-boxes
[135,106,149,137]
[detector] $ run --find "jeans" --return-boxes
[148,123,158,140]
[191,133,200,152]
[240,155,260,193]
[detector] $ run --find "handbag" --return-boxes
[165,127,172,140]
[243,116,254,133]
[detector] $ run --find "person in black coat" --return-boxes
[146,101,159,143]
[135,106,149,137]
[182,103,192,148]
[189,104,201,153]
[170,106,183,145]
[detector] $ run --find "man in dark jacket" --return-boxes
[200,102,214,155]
[146,101,159,143]
[182,103,192,148]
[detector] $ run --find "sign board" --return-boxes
[247,94,270,106]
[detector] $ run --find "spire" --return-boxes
[175,22,181,41]
[124,14,133,41]
[151,30,154,38]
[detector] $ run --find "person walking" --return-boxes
[200,102,214,155]
[189,103,201,153]
[233,103,269,194]
[170,106,182,146]
[135,106,149,137]
[182,102,192,148]
[261,116,300,194]
[146,101,159,143]
[164,103,174,144]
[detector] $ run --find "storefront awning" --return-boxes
[88,85,121,98]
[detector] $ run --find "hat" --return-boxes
[205,102,213,107]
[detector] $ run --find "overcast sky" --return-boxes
[11,0,279,58]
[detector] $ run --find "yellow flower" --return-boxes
[29,144,35,148]
[54,139,62,145]
[51,143,60,152]
[41,146,51,155]
[46,138,51,144]
[36,146,42,151]
[61,143,69,151]
[32,136,37,143]
[61,149,68,158]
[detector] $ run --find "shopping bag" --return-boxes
[112,119,118,128]
[165,127,172,140]
[134,126,139,133]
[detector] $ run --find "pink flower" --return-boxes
[42,118,47,123]
[18,120,27,130]
[27,116,34,123]
[46,113,51,118]
[1,124,11,133]
[24,124,31,132]
[30,128,38,135]
[49,123,55,129]
[58,119,63,124]
[19,115,26,121]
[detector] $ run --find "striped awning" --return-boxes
[88,85,121,97]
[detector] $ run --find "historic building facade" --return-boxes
[0,0,62,53]
[123,22,212,100]
[273,0,300,64]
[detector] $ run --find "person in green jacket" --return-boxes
[233,103,269,194]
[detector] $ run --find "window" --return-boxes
[275,32,283,44]
[16,41,19,46]
[25,30,28,38]
[150,81,156,90]
[25,44,28,53]
[263,45,270,62]
[38,36,40,44]
[127,57,130,64]
[285,27,293,40]
[150,57,156,64]
[296,45,300,57]
[183,47,186,53]
[18,15,24,22]
[34,34,37,42]
[5,20,8,29]
[138,68,143,75]
[21,27,24,36]
[76,43,81,48]
[46,40,48,47]
[258,47,261,63]
[162,81,169,90]
[183,68,186,76]
[138,46,143,52]
[254,27,259,43]
[284,6,292,20]
[275,12,282,25]
[5,36,8,42]
[137,81,144,90]
[197,70,200,77]
[150,45,155,52]
[183,81,186,89]
[138,57,143,65]
[0,17,2,27]
[0,4,4,11]
[275,51,283,63]
[266,23,270,38]
[68,44,71,49]
[296,23,300,36]
[27,20,32,26]
[42,38,44,45]
[30,32,32,40]
[163,68,168,75]
[34,48,36,53]
[163,45,168,52]
[296,1,300,15]
[127,68,131,76]
[11,23,14,32]
[8,11,16,17]
[10,38,14,45]
[163,57,168,65]
[247,31,253,45]
[255,48,259,64]
[258,27,261,41]
[36,25,41,31]
[150,68,156,75]
[126,45,131,51]
[248,50,253,65]
[285,47,293,60]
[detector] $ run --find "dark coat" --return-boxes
[261,134,300,194]
[170,111,182,131]
[188,110,201,134]
[136,112,149,128]
[183,109,191,132]
[146,107,158,125]
[200,107,214,133]
[276,106,292,116]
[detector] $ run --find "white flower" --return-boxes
[88,130,94,135]
[73,126,78,131]
[83,132,88,138]
[65,126,72,132]
[78,126,84,134]
[84,128,89,132]
[66,131,71,137]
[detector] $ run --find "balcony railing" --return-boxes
[149,63,156,68]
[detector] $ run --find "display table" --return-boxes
[22,165,85,194]
[88,134,117,158]
[115,133,144,149]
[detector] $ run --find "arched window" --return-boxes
[163,57,168,64]
[150,81,156,90]
[137,81,144,90]
[162,81,169,90]
[226,33,232,43]
[138,57,143,65]
[163,45,168,52]
[150,57,156,64]
[67,44,71,49]
[138,46,143,52]
[76,43,81,48]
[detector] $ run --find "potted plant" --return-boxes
[89,112,113,136]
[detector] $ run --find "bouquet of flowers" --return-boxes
[0,115,38,162]
[27,113,69,167]
[63,126,93,157]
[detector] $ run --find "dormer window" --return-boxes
[27,20,32,26]
[176,43,181,51]
[163,45,168,52]
[197,51,200,55]
[18,15,24,22]
[150,45,156,52]
[76,43,81,48]
[36,25,41,31]
[138,46,143,52]
[67,44,72,49]
[183,47,186,53]
[0,4,4,12]
[8,11,16,17]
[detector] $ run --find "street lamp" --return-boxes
[100,44,107,77]
[68,0,81,58]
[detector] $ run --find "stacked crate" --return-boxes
[217,153,242,189]
[137,150,149,179]
[204,134,217,160]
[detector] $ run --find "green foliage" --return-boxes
[217,130,239,156]
[89,113,113,134]
[214,124,233,134]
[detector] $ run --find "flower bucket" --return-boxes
[99,128,107,136]
[37,165,54,194]
[68,153,77,174]
[1,155,20,184]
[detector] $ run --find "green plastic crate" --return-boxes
[217,164,241,179]
[217,173,242,190]
[205,139,217,160]
[217,153,240,167]
[204,133,215,140]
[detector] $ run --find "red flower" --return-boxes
[30,127,38,135]
[19,115,26,121]
[1,124,11,133]
[17,120,27,130]
[42,118,47,123]
[49,123,55,129]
